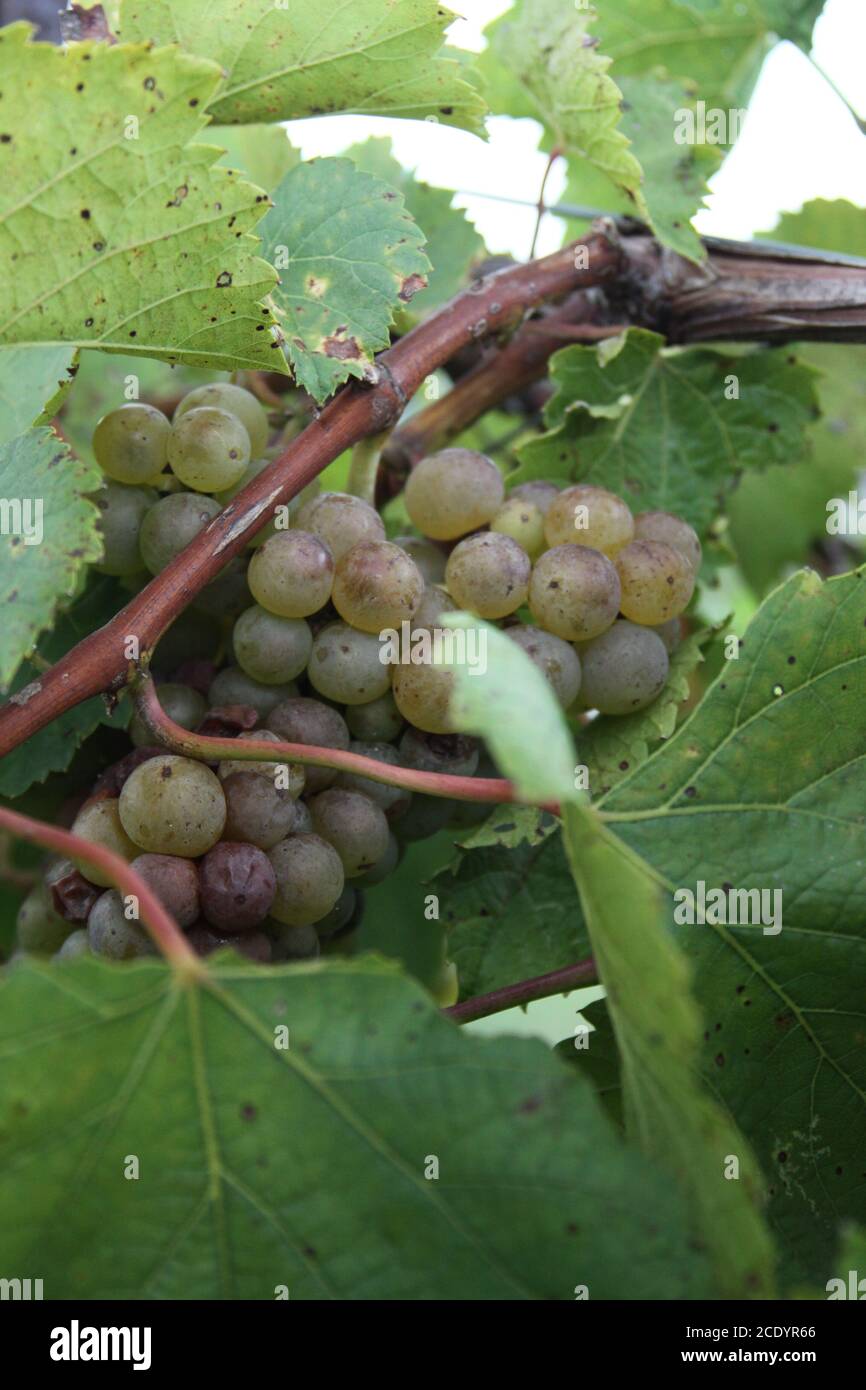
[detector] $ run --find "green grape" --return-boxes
[87,890,156,960]
[391,661,456,735]
[335,741,410,816]
[578,620,669,715]
[311,885,358,940]
[139,492,221,575]
[16,883,73,954]
[544,485,634,556]
[296,491,384,562]
[510,480,560,515]
[307,621,392,704]
[392,792,452,842]
[53,928,90,961]
[392,534,447,584]
[490,496,546,559]
[166,406,251,493]
[404,448,504,540]
[444,532,530,619]
[222,772,311,849]
[411,585,458,633]
[93,481,156,576]
[233,604,312,685]
[399,727,479,777]
[208,666,298,718]
[308,789,390,878]
[119,755,226,857]
[267,920,321,961]
[267,832,345,927]
[129,682,206,748]
[71,798,140,887]
[634,510,702,574]
[652,617,683,654]
[266,697,350,794]
[529,544,620,642]
[615,540,695,625]
[192,558,252,621]
[92,403,170,485]
[430,959,459,1007]
[247,530,334,618]
[345,690,405,742]
[357,830,400,885]
[332,541,424,634]
[505,624,582,707]
[217,729,305,797]
[173,381,270,458]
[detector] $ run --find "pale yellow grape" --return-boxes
[166,406,250,493]
[217,730,305,797]
[615,540,695,625]
[529,544,620,641]
[296,491,384,561]
[119,756,226,857]
[345,691,405,742]
[173,382,270,457]
[652,618,682,654]
[308,789,390,878]
[412,585,458,632]
[392,661,456,734]
[307,621,392,704]
[92,403,170,485]
[510,479,560,515]
[634,510,702,574]
[393,534,447,584]
[444,532,530,619]
[128,683,206,748]
[332,541,424,634]
[578,620,669,715]
[248,530,334,617]
[93,481,156,576]
[506,625,582,707]
[404,448,504,540]
[490,496,546,559]
[267,833,345,927]
[544,485,634,555]
[70,799,139,887]
[233,604,312,684]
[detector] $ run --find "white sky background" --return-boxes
[286,0,866,259]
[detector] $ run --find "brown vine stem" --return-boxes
[0,805,203,976]
[444,957,598,1024]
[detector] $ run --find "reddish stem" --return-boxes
[444,957,598,1024]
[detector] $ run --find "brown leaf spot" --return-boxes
[399,273,427,302]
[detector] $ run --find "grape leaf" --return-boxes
[0,25,284,389]
[258,158,430,401]
[744,0,825,49]
[456,805,554,853]
[118,0,487,135]
[563,802,776,1298]
[554,999,623,1130]
[211,124,300,193]
[0,955,713,1299]
[511,330,820,534]
[0,429,102,690]
[0,346,78,448]
[760,199,866,258]
[598,565,866,1283]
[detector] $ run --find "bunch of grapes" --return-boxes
[15,382,700,983]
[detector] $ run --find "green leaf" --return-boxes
[512,330,820,534]
[344,137,484,319]
[0,577,130,798]
[211,124,300,193]
[442,615,578,804]
[0,26,283,376]
[118,0,487,135]
[456,804,554,852]
[599,565,866,1283]
[554,1000,623,1130]
[563,802,776,1297]
[760,199,866,258]
[0,429,102,690]
[0,955,713,1299]
[746,0,825,48]
[259,158,430,402]
[0,346,78,448]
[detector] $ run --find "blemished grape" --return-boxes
[307,622,392,704]
[54,929,90,962]
[634,511,702,574]
[247,530,334,618]
[93,481,155,576]
[309,789,390,878]
[399,728,479,778]
[529,544,621,642]
[335,741,410,817]
[391,660,456,735]
[71,798,140,887]
[92,403,170,485]
[265,697,350,794]
[267,833,345,927]
[187,924,272,962]
[615,539,695,625]
[490,496,546,560]
[233,604,312,685]
[393,792,452,842]
[129,853,200,928]
[174,382,269,458]
[119,756,226,857]
[87,891,155,960]
[218,730,305,796]
[222,772,311,849]
[268,921,321,961]
[332,541,424,634]
[544,485,634,556]
[166,406,250,493]
[296,491,385,562]
[344,692,404,743]
[411,585,458,633]
[505,625,582,707]
[139,492,221,575]
[199,842,276,932]
[129,682,207,748]
[510,480,560,515]
[578,620,669,714]
[312,885,358,940]
[405,448,504,540]
[208,666,298,719]
[357,830,400,885]
[393,534,447,585]
[444,532,531,619]
[653,618,682,654]
[45,858,101,922]
[16,883,73,954]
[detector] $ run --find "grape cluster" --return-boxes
[15,384,699,975]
